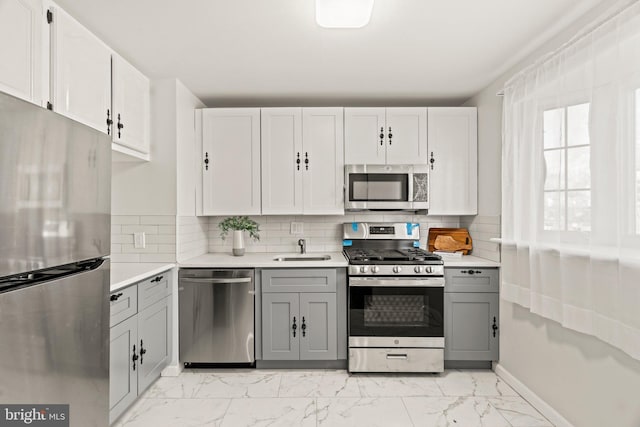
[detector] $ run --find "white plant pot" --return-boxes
[232,230,245,256]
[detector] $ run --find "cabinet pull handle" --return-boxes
[117,113,124,138]
[151,275,164,283]
[388,126,392,145]
[304,152,309,171]
[140,339,146,364]
[296,152,301,170]
[132,344,139,371]
[204,152,209,171]
[301,316,307,337]
[292,316,297,338]
[110,292,123,302]
[106,109,113,135]
[430,152,435,170]
[492,317,499,337]
[380,127,384,146]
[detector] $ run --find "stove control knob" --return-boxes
[393,266,402,274]
[360,266,369,273]
[414,266,423,273]
[371,266,380,274]
[426,266,433,274]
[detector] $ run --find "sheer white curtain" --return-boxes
[501,0,640,360]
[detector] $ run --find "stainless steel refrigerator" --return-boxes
[0,92,111,427]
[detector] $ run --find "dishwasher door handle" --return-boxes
[180,277,252,284]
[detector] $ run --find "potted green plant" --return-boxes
[218,216,260,256]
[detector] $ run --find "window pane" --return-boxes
[544,191,565,230]
[567,103,590,146]
[567,146,590,189]
[544,149,565,190]
[567,190,591,232]
[544,108,565,149]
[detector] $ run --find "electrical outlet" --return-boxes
[290,222,304,235]
[134,232,146,249]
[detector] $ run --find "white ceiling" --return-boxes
[54,0,606,106]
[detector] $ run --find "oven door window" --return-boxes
[349,286,443,337]
[349,173,409,202]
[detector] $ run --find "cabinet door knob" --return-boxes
[292,316,297,338]
[430,152,435,170]
[106,109,113,135]
[132,344,139,371]
[301,316,307,337]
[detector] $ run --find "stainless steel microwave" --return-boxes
[344,164,429,211]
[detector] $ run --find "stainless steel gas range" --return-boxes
[343,223,445,373]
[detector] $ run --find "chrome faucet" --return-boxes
[298,238,306,254]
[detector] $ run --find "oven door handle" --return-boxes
[349,278,445,287]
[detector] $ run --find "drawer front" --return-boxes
[138,271,171,311]
[444,268,499,293]
[110,286,138,327]
[262,269,337,293]
[349,348,444,373]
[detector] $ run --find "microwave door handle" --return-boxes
[408,172,414,204]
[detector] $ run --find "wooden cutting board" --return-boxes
[428,228,473,254]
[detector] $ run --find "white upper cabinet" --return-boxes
[344,108,386,164]
[0,0,46,105]
[302,108,344,215]
[385,107,428,164]
[200,108,261,216]
[427,107,478,215]
[112,55,150,156]
[51,7,112,134]
[262,108,345,215]
[261,108,304,214]
[344,107,427,165]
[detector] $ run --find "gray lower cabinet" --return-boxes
[109,315,138,423]
[261,269,339,361]
[444,292,498,360]
[444,267,499,362]
[109,270,172,424]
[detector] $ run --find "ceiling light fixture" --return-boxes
[315,0,375,29]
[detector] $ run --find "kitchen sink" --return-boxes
[273,255,332,262]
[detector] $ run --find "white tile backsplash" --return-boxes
[112,213,500,262]
[460,215,501,262]
[111,215,177,263]
[177,216,209,262]
[207,214,461,254]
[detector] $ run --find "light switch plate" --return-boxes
[134,232,146,248]
[290,222,303,235]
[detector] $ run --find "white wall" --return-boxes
[111,80,177,215]
[465,2,640,426]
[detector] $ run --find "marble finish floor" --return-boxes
[113,369,553,427]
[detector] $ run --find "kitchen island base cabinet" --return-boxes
[109,271,172,424]
[444,267,499,363]
[259,269,345,363]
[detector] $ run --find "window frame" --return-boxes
[538,96,592,243]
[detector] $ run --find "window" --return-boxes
[543,103,591,231]
[636,89,640,234]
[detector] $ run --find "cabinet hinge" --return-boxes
[46,102,53,111]
[46,9,53,24]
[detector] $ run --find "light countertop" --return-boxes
[111,262,175,293]
[179,252,497,269]
[179,252,349,268]
[442,255,500,268]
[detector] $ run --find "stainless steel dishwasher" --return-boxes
[179,269,255,366]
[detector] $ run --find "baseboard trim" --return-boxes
[495,363,573,427]
[161,363,183,377]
